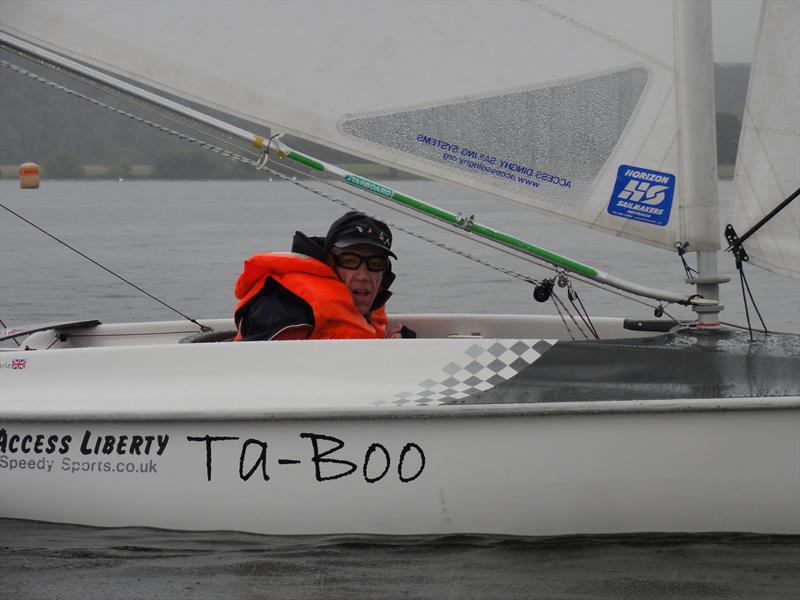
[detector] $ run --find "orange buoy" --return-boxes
[19,162,40,189]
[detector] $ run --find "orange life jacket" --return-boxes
[234,253,388,340]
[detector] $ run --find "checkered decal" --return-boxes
[390,339,555,406]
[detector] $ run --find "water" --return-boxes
[1,520,798,600]
[1,179,799,331]
[1,179,799,598]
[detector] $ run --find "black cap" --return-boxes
[324,211,397,258]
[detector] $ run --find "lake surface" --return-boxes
[1,520,798,600]
[1,179,799,332]
[1,179,799,598]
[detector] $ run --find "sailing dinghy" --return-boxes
[0,1,798,536]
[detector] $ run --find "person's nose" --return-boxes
[353,263,370,279]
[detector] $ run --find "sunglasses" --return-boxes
[331,252,389,272]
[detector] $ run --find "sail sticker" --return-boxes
[415,133,572,191]
[342,67,648,206]
[607,165,675,226]
[344,175,394,198]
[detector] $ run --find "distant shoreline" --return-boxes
[0,163,737,181]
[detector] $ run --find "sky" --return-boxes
[712,0,761,62]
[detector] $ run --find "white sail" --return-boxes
[729,0,800,279]
[1,0,716,252]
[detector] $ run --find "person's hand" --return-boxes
[386,323,403,339]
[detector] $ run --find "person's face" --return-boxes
[330,244,387,316]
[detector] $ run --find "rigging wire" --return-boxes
[0,42,256,163]
[0,203,211,332]
[675,241,699,279]
[1,58,261,169]
[0,317,22,347]
[724,224,769,340]
[1,52,680,328]
[551,291,587,341]
[563,276,599,339]
[720,188,798,340]
[737,265,768,340]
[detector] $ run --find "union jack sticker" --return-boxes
[10,359,26,370]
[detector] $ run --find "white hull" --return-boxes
[1,1,798,538]
[1,406,797,536]
[2,316,798,535]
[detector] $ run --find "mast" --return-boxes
[675,0,727,325]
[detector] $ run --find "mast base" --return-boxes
[685,276,731,285]
[693,304,726,314]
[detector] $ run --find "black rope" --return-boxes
[737,265,768,341]
[675,241,699,279]
[721,188,798,339]
[567,285,599,339]
[724,221,769,340]
[550,290,591,340]
[0,203,210,332]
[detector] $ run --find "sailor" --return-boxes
[234,211,413,341]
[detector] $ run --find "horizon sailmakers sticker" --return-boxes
[607,165,675,226]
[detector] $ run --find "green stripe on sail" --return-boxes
[469,224,598,278]
[389,191,597,277]
[287,151,325,171]
[286,153,598,279]
[390,191,460,224]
